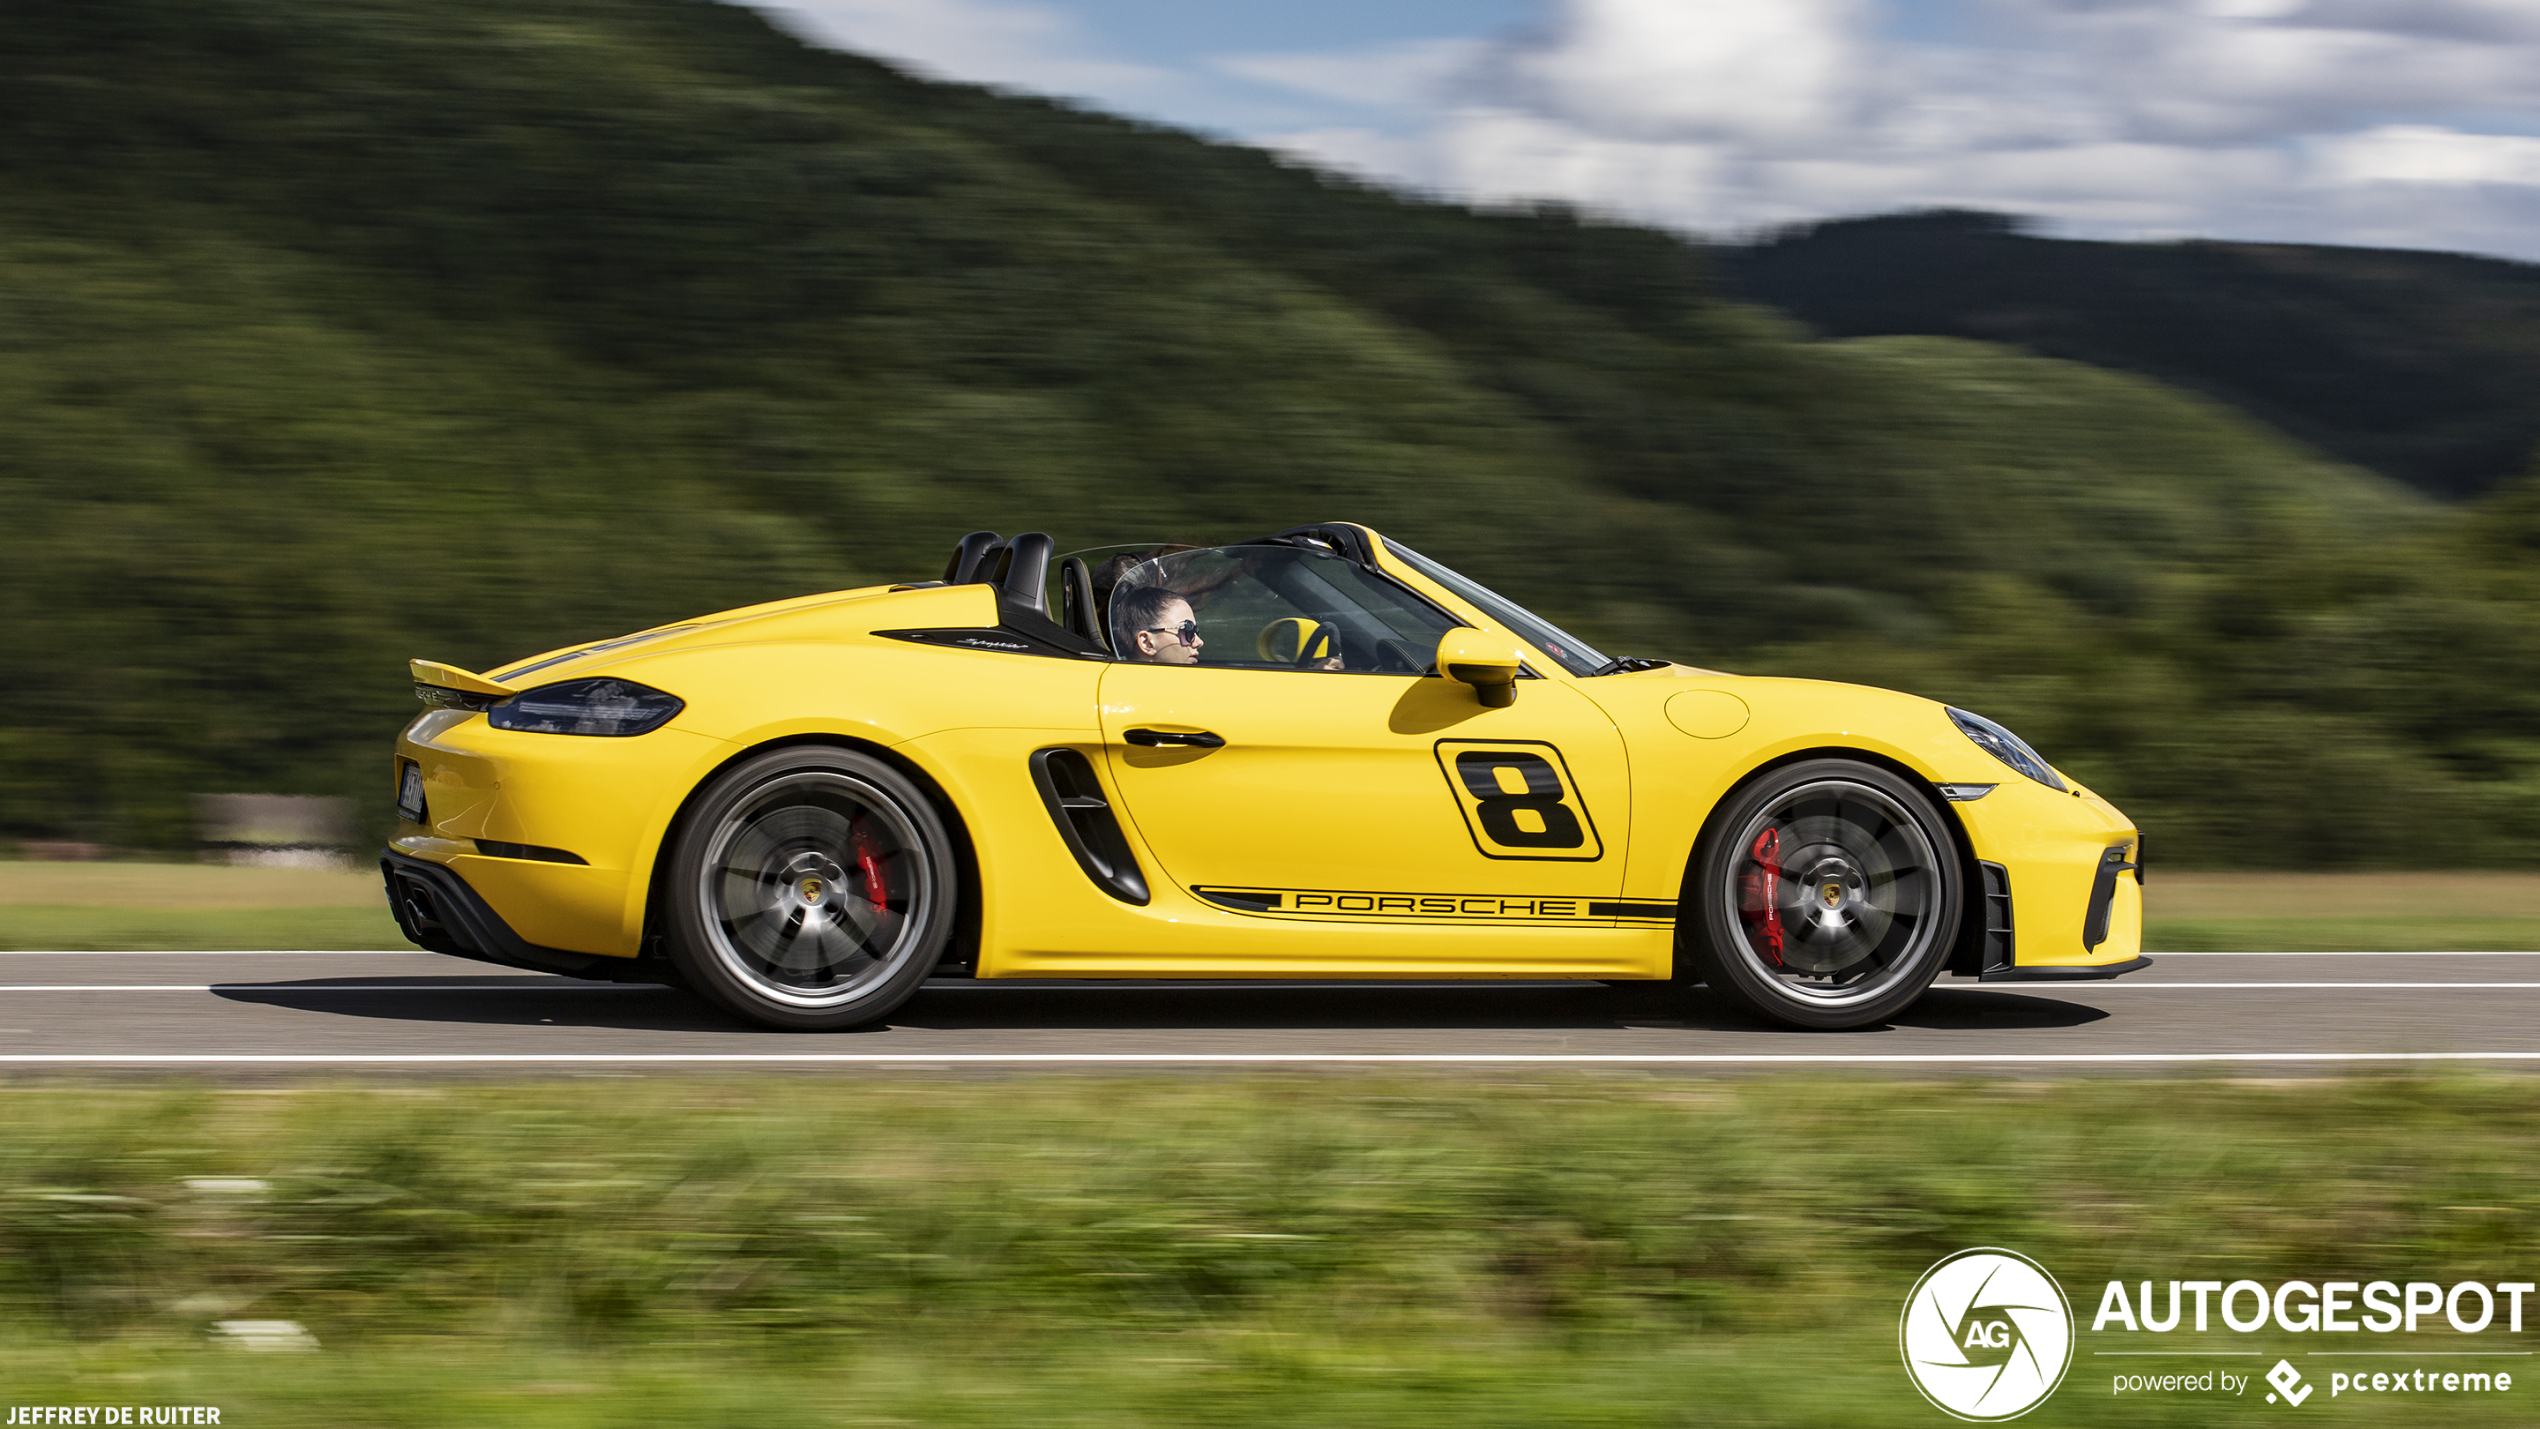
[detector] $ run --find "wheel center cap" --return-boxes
[776,850,847,911]
[1818,879,1845,909]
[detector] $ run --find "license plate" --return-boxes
[397,760,428,826]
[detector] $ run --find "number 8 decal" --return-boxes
[1456,753,1583,847]
[1434,740,1604,862]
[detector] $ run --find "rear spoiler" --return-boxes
[411,659,515,710]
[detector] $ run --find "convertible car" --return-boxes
[385,524,2146,1031]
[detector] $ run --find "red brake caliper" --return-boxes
[1738,827,1785,966]
[852,829,888,911]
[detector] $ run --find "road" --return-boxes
[1,949,2537,1074]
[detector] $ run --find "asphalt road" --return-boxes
[2,948,2538,1074]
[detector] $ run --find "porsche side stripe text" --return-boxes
[1194,886,1675,923]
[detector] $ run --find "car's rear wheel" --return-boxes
[1686,759,1961,1030]
[665,746,955,1031]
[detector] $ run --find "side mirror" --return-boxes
[1436,628,1521,708]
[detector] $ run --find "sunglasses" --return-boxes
[1141,620,1201,645]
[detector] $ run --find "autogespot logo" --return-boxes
[1902,1249,2077,1421]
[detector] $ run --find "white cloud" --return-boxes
[2203,0,2310,21]
[1492,0,1868,144]
[758,0,2540,256]
[1230,0,2540,255]
[2317,125,2540,185]
[2193,0,2540,43]
[2001,2,2540,144]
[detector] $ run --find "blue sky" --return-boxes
[1013,0,1535,132]
[764,0,2540,257]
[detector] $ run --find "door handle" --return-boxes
[1124,728,1226,749]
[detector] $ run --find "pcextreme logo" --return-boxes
[1902,1248,2077,1421]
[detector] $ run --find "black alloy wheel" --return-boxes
[665,747,957,1031]
[1685,758,1963,1029]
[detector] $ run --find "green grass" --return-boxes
[2144,872,2540,951]
[3,1075,2538,1426]
[0,861,405,949]
[2147,916,2540,951]
[0,904,406,950]
[0,1341,1855,1428]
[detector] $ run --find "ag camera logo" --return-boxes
[1902,1249,2076,1420]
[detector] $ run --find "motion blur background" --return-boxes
[5,12,2540,1422]
[3,0,2538,868]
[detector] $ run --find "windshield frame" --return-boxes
[1376,539,1613,678]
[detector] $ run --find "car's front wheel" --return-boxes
[1685,758,1962,1030]
[664,746,956,1031]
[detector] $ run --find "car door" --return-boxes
[1092,543,1630,937]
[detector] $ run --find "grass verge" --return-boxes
[0,905,407,951]
[0,862,403,949]
[9,864,2540,952]
[2145,871,2540,951]
[2145,915,2540,951]
[1,1075,2536,1425]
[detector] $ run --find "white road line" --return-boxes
[0,984,642,993]
[0,981,1570,992]
[5,948,2538,957]
[1986,982,2540,990]
[0,1051,2535,1065]
[8,980,2540,994]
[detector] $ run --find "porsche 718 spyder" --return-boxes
[385,523,2147,1031]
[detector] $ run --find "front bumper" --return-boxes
[382,851,678,984]
[1948,776,2145,976]
[1980,955,2153,983]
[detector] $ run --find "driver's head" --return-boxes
[1115,585,1202,664]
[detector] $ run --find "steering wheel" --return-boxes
[1257,617,1344,668]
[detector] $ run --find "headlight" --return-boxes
[487,678,684,737]
[1946,707,2066,791]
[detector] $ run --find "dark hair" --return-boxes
[1092,552,1150,595]
[1112,585,1188,643]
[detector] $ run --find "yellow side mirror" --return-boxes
[1436,628,1521,707]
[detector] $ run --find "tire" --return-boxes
[1684,758,1962,1030]
[664,746,957,1031]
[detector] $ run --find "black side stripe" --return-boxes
[1589,901,1678,921]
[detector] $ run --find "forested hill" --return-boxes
[1721,209,2540,500]
[1,0,2535,865]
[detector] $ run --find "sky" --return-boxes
[760,0,2540,258]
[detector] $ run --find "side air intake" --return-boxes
[1028,748,1149,905]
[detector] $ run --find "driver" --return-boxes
[1114,584,1205,665]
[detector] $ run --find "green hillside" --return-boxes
[1,0,2534,866]
[1722,209,2540,500]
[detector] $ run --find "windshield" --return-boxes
[1381,541,1612,678]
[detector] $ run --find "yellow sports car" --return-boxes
[385,524,2146,1031]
